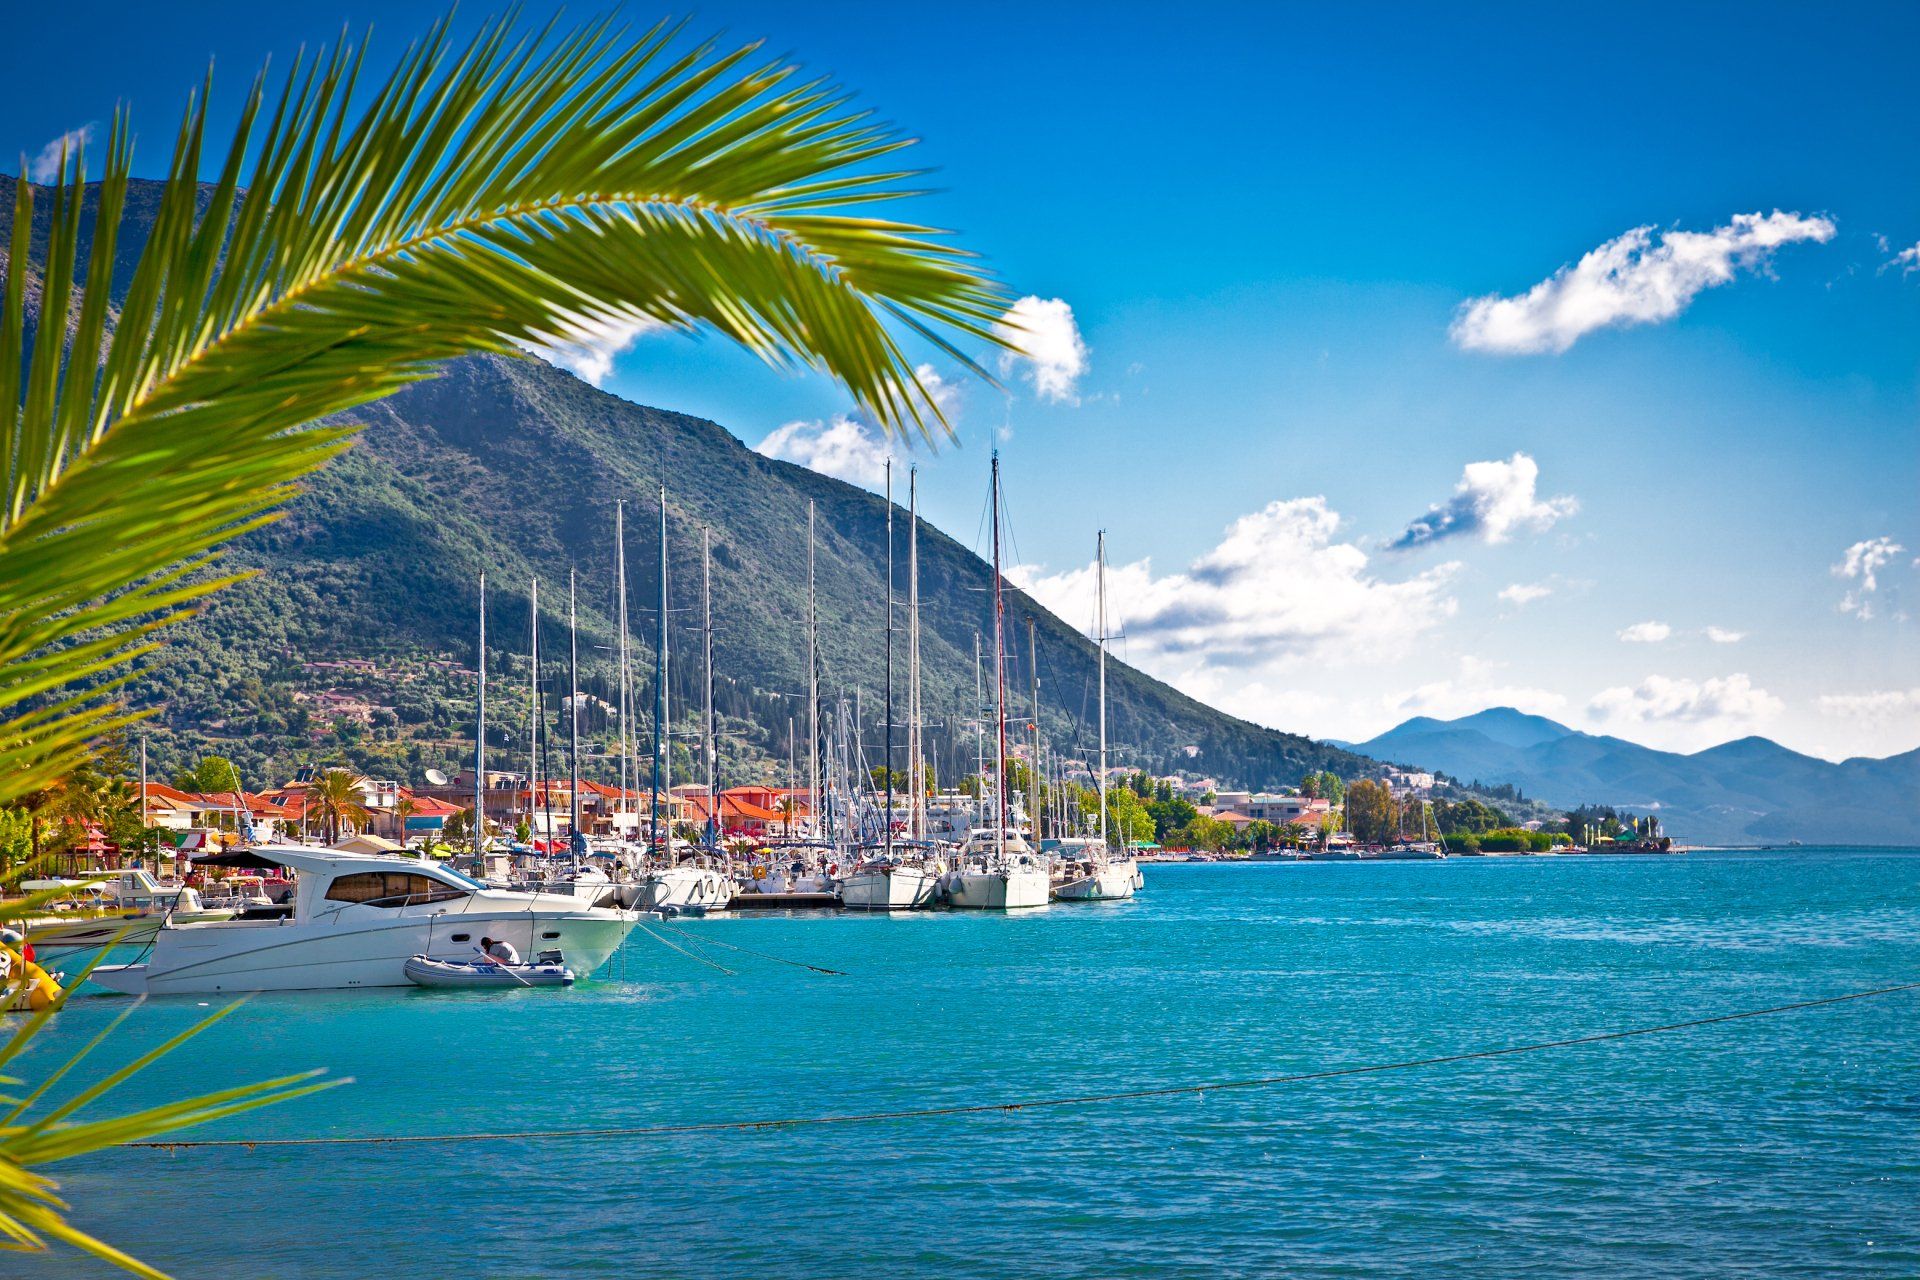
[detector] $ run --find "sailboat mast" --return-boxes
[475,572,486,863]
[650,486,668,858]
[528,577,539,846]
[908,467,922,840]
[1028,616,1040,841]
[569,569,581,853]
[884,461,895,861]
[808,501,818,841]
[1097,530,1109,850]
[990,453,1009,861]
[973,632,984,826]
[703,527,716,849]
[615,500,631,835]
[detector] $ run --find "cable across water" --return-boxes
[120,980,1917,1152]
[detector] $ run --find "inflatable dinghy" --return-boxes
[403,955,575,989]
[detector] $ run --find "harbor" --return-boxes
[21,847,1920,1278]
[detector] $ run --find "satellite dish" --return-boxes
[424,768,450,786]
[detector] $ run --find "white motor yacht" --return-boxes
[89,846,637,995]
[25,869,236,952]
[942,829,1050,910]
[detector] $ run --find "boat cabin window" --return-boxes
[323,872,468,909]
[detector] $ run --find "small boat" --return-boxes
[403,954,575,988]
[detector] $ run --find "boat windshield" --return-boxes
[323,871,470,909]
[432,865,487,891]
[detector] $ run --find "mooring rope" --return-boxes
[119,980,1916,1152]
[632,922,734,976]
[653,923,851,976]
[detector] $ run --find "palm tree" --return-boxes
[0,10,1005,811]
[306,769,369,845]
[392,796,417,850]
[0,14,1004,1271]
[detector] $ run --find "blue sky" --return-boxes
[8,1,1917,759]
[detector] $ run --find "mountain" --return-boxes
[7,175,1400,797]
[1353,710,1920,846]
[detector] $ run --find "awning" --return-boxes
[190,849,288,871]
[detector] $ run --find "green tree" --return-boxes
[1345,779,1399,844]
[306,769,369,844]
[1146,794,1198,841]
[173,756,241,795]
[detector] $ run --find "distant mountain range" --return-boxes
[1348,708,1920,846]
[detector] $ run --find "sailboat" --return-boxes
[942,454,1050,910]
[1055,530,1139,901]
[839,463,937,910]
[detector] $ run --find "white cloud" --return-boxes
[1391,452,1577,549]
[1387,656,1569,724]
[754,415,896,489]
[527,311,665,386]
[913,363,963,423]
[1833,536,1906,618]
[1499,582,1553,607]
[1617,621,1672,644]
[993,296,1089,404]
[1817,688,1920,725]
[1013,496,1460,699]
[1886,242,1920,276]
[27,124,94,183]
[1704,626,1746,644]
[1589,673,1783,727]
[1451,210,1837,355]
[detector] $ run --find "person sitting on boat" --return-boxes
[477,936,521,966]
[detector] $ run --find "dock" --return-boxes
[729,891,842,910]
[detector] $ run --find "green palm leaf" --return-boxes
[0,9,1008,805]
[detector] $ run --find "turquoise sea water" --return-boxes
[23,848,1920,1279]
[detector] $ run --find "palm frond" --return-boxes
[0,8,1008,805]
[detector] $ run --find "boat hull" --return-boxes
[640,867,735,912]
[944,868,1050,910]
[89,907,635,996]
[839,866,934,910]
[1054,864,1138,901]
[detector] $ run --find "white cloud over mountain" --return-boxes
[993,296,1089,404]
[1588,673,1783,728]
[28,124,93,182]
[1012,496,1459,726]
[1451,210,1836,355]
[1391,452,1576,549]
[1818,688,1920,725]
[755,415,895,488]
[529,311,665,386]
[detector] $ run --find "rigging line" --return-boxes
[119,981,1917,1152]
[653,923,850,977]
